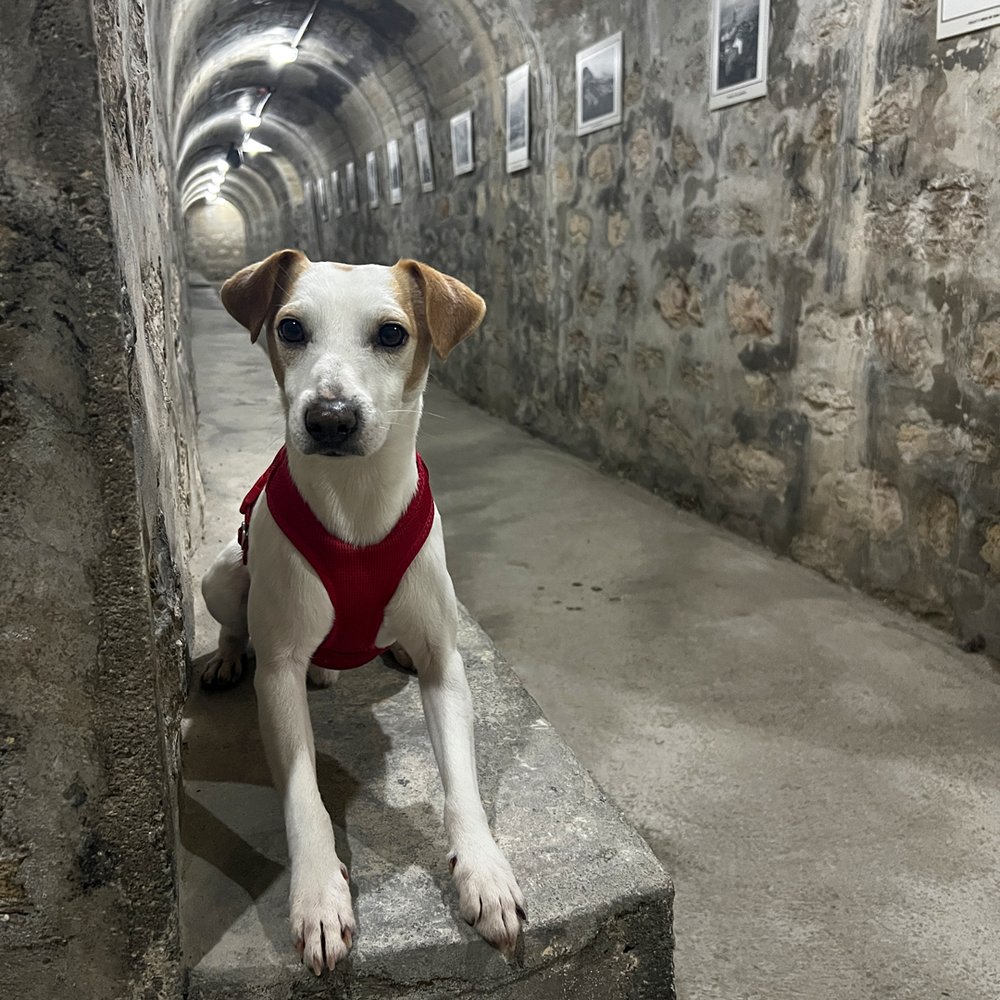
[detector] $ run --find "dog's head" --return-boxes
[220,250,485,458]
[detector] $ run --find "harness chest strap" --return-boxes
[238,448,435,670]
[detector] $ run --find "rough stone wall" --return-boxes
[0,0,199,995]
[258,0,998,655]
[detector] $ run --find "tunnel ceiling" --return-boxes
[161,0,524,216]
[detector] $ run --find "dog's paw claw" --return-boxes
[290,869,356,974]
[451,846,525,954]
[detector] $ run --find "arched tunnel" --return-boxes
[5,1,1000,997]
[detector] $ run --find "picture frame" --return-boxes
[387,138,403,205]
[345,162,358,213]
[366,150,379,209]
[710,0,770,111]
[315,174,330,222]
[413,118,435,193]
[505,63,530,172]
[450,110,474,176]
[331,169,342,218]
[303,178,313,220]
[576,32,622,136]
[937,0,1000,39]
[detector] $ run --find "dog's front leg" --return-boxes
[255,656,355,974]
[418,642,526,953]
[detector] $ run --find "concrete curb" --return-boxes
[180,608,674,999]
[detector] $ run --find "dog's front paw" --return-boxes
[290,863,355,975]
[201,649,245,689]
[449,844,526,955]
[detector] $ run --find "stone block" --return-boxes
[180,610,675,999]
[607,213,630,247]
[568,211,592,245]
[726,284,774,339]
[655,275,703,330]
[588,145,616,184]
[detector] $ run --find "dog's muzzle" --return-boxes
[303,399,363,455]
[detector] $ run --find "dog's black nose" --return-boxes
[304,399,360,448]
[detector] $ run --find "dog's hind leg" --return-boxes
[201,539,251,689]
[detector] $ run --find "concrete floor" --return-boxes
[188,284,1000,1000]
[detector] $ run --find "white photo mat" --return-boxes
[315,174,329,221]
[365,150,379,208]
[450,110,474,176]
[414,118,435,192]
[331,169,342,218]
[710,0,770,111]
[938,0,1000,39]
[576,32,622,136]
[387,138,403,204]
[506,63,530,172]
[345,162,358,213]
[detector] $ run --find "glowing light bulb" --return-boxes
[205,191,219,204]
[269,43,298,66]
[240,112,262,131]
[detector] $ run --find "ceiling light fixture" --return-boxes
[268,43,298,66]
[242,136,273,155]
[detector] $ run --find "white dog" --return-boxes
[200,250,526,974]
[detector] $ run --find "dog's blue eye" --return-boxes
[376,323,408,349]
[277,318,306,344]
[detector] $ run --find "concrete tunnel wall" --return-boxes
[1,0,198,994]
[184,1,1000,657]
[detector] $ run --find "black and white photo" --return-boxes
[366,150,379,209]
[387,138,403,205]
[413,118,435,193]
[938,0,1000,39]
[345,161,358,213]
[710,0,769,110]
[576,32,622,136]
[506,63,530,172]
[331,168,342,218]
[450,110,474,176]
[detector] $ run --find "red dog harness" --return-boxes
[239,448,435,669]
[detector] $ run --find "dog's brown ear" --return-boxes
[397,259,486,360]
[221,249,309,343]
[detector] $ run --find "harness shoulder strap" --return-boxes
[238,448,286,564]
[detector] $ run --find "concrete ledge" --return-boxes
[179,608,674,999]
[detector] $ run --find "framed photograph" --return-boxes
[710,0,770,111]
[937,0,1000,39]
[315,174,330,222]
[576,33,622,136]
[413,118,435,193]
[505,63,530,172]
[450,110,474,176]
[387,138,403,204]
[366,150,379,208]
[331,169,342,218]
[345,161,358,213]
